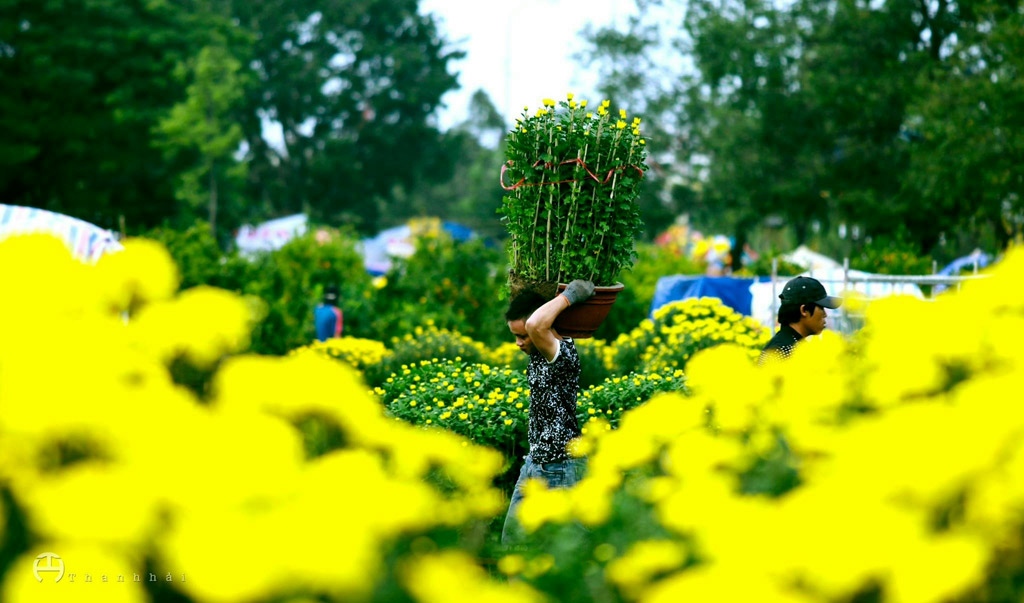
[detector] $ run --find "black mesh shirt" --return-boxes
[758,324,804,365]
[526,338,582,463]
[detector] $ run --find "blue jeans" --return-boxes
[501,454,587,545]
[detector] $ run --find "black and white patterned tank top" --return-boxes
[527,338,582,463]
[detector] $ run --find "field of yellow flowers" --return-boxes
[4,232,1024,603]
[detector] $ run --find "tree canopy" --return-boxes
[583,0,1024,262]
[0,0,464,237]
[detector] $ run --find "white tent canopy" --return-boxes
[235,213,308,256]
[0,204,122,263]
[782,245,843,272]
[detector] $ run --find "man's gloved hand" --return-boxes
[561,279,595,305]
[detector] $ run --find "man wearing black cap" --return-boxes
[759,276,842,365]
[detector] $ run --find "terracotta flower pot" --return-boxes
[553,282,625,339]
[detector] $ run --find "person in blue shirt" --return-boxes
[314,286,343,341]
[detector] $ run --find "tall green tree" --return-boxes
[231,0,463,233]
[905,0,1024,250]
[0,0,214,229]
[389,89,508,238]
[155,43,250,238]
[583,0,1014,262]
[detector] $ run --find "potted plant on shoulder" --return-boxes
[499,94,648,337]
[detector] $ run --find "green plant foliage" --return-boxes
[244,230,375,355]
[372,232,508,347]
[595,242,706,340]
[231,1,463,233]
[735,252,807,277]
[375,359,689,484]
[377,359,530,464]
[500,96,647,287]
[574,338,615,389]
[0,0,243,230]
[579,367,689,429]
[850,230,934,275]
[366,325,492,387]
[611,297,771,374]
[154,43,250,236]
[144,221,251,291]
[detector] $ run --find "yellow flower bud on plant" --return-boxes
[498,554,526,575]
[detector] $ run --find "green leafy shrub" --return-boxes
[611,297,771,373]
[372,233,508,347]
[375,359,690,482]
[851,233,934,275]
[594,242,705,340]
[574,338,615,389]
[290,337,391,374]
[366,324,492,387]
[244,229,375,354]
[144,220,251,291]
[579,366,689,429]
[145,225,374,356]
[376,359,530,463]
[501,96,647,287]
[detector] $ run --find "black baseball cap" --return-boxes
[779,276,842,309]
[324,285,339,302]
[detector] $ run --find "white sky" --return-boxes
[419,0,637,130]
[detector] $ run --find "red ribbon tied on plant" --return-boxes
[499,158,644,191]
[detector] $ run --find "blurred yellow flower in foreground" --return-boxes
[516,246,1024,603]
[401,550,542,603]
[0,234,506,603]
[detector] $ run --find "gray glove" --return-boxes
[561,279,595,305]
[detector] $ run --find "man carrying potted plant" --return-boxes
[501,279,594,545]
[500,96,648,337]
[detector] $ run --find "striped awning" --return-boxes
[0,204,123,263]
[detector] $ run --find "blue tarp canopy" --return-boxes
[650,275,770,317]
[442,221,475,242]
[939,251,992,276]
[934,250,993,294]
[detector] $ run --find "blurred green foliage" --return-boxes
[594,243,705,340]
[372,235,509,348]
